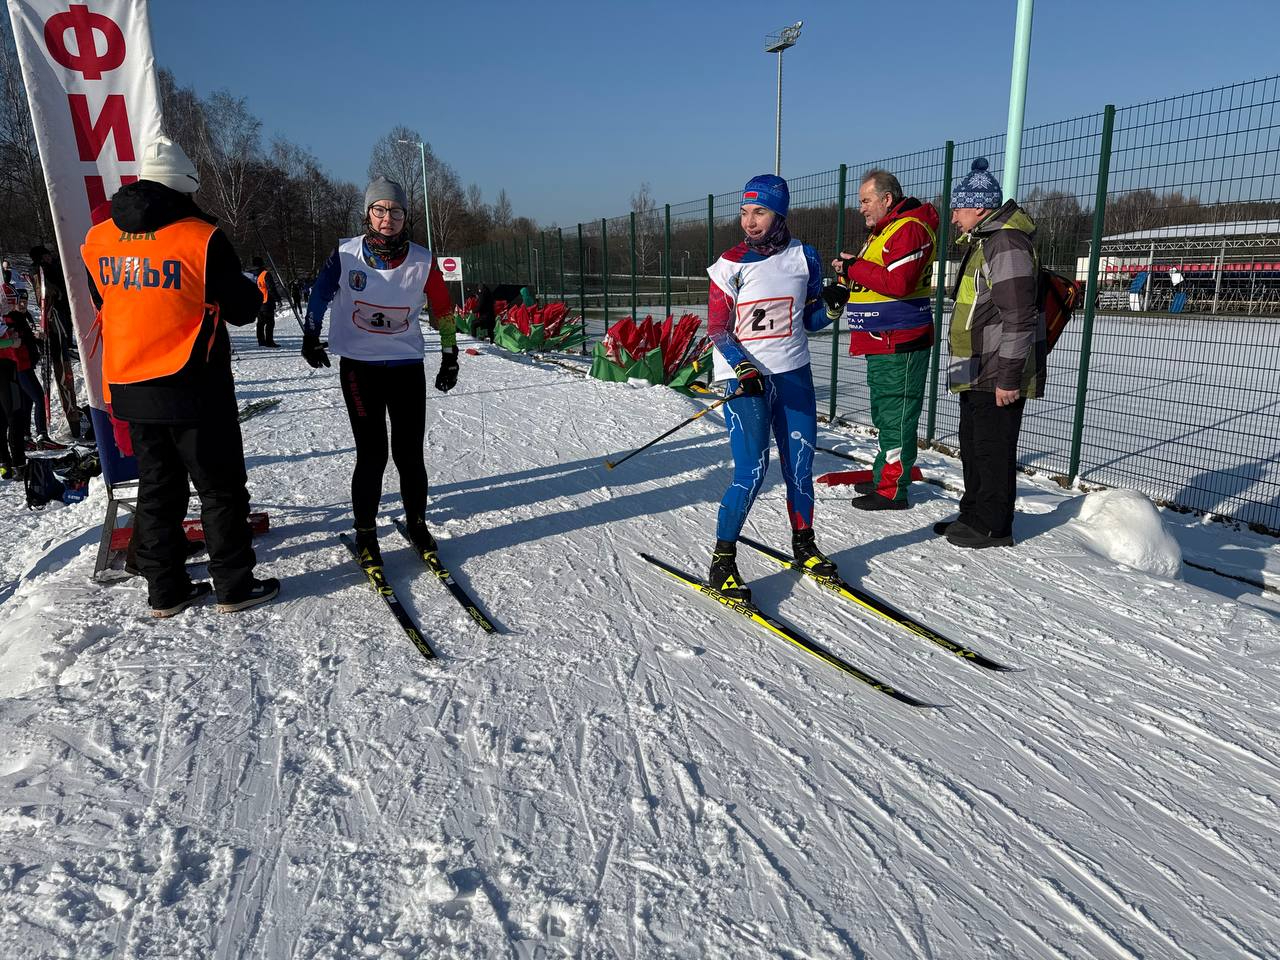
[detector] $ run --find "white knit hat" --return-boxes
[139,135,199,194]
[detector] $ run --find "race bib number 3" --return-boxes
[351,300,412,335]
[735,296,793,341]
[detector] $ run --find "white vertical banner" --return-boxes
[5,0,164,410]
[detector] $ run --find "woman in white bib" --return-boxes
[301,177,459,568]
[704,175,839,599]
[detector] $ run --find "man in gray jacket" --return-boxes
[935,158,1045,549]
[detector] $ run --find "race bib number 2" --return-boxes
[734,296,793,341]
[351,300,412,335]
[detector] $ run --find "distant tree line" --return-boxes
[0,21,537,280]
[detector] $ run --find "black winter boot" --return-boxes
[354,526,382,569]
[792,529,838,577]
[708,539,751,601]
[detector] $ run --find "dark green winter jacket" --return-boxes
[948,200,1046,399]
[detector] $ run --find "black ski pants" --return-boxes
[0,360,24,469]
[957,389,1026,539]
[339,357,428,530]
[129,412,256,607]
[256,304,276,346]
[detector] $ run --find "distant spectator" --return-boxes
[473,283,497,342]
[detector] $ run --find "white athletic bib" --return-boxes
[706,240,811,380]
[327,236,431,362]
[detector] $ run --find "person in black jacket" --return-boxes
[82,135,278,617]
[28,243,81,437]
[472,283,496,342]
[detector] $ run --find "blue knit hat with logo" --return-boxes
[741,174,789,218]
[951,158,1003,209]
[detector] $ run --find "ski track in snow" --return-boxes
[0,319,1278,958]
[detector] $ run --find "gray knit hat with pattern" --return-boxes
[951,158,1003,209]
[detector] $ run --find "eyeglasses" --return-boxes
[369,205,406,222]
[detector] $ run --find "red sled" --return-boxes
[110,512,270,551]
[817,467,924,487]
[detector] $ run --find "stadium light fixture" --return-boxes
[765,21,803,176]
[397,138,435,252]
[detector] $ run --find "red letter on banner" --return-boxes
[85,174,137,216]
[44,5,126,80]
[69,94,134,162]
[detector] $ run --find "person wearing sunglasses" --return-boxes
[301,176,459,569]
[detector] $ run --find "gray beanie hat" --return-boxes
[364,176,407,211]
[951,157,1003,209]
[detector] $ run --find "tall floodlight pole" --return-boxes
[397,138,434,252]
[1002,0,1035,201]
[765,22,802,177]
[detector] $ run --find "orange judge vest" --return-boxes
[81,217,218,401]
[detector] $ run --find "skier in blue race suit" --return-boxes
[704,174,838,599]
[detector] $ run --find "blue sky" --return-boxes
[149,0,1280,227]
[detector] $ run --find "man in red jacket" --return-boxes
[825,169,938,509]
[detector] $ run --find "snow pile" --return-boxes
[1069,488,1183,578]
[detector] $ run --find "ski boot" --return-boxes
[792,529,838,578]
[709,539,751,601]
[404,518,438,557]
[353,526,383,570]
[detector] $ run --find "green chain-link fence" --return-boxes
[465,76,1280,533]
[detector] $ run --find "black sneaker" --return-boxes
[945,521,1014,549]
[405,519,438,556]
[353,526,382,569]
[708,539,751,601]
[853,480,877,496]
[216,576,280,613]
[851,493,909,511]
[151,582,212,618]
[932,520,956,536]
[792,529,838,577]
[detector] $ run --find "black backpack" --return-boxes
[1039,268,1083,352]
[24,449,100,509]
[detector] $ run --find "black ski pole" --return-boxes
[604,391,737,470]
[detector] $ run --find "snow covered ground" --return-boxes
[1,317,1278,958]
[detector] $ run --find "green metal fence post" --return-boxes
[828,164,847,421]
[525,235,533,290]
[1068,104,1116,483]
[925,141,955,442]
[664,203,672,320]
[577,222,586,334]
[558,227,565,303]
[539,232,546,296]
[706,194,714,266]
[630,211,638,321]
[601,218,609,330]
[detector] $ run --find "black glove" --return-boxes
[833,253,855,280]
[822,281,851,320]
[435,349,459,392]
[301,332,330,368]
[733,360,763,397]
